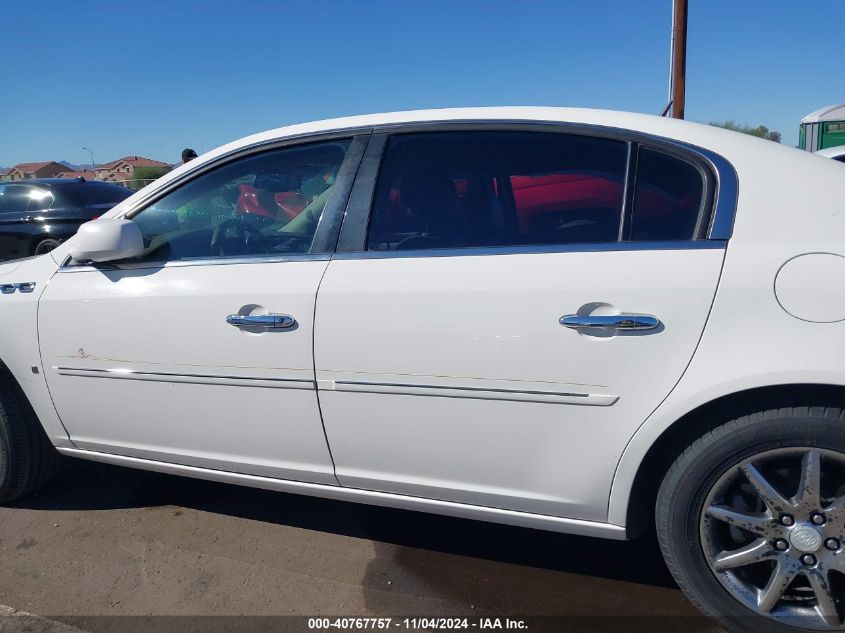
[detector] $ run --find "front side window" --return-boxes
[0,185,32,214]
[130,139,351,262]
[367,132,628,251]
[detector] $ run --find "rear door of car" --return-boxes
[314,125,735,521]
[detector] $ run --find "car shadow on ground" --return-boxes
[15,458,677,591]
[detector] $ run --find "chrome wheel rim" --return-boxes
[701,448,845,629]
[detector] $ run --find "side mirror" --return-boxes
[69,219,144,263]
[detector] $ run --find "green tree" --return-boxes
[709,120,781,143]
[129,166,171,190]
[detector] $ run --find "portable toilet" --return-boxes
[800,104,845,151]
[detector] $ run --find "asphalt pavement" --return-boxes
[0,459,723,633]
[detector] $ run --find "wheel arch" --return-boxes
[617,383,845,539]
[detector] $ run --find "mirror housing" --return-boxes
[69,219,144,263]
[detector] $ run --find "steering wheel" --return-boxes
[211,219,270,257]
[273,231,314,252]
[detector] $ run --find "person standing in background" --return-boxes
[176,148,200,226]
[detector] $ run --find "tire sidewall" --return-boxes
[33,239,61,256]
[0,404,12,498]
[660,413,845,633]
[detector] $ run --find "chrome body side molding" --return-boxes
[321,379,619,406]
[54,367,617,405]
[56,447,628,539]
[54,366,314,390]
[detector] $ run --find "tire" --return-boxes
[33,238,61,256]
[657,407,845,633]
[0,373,60,503]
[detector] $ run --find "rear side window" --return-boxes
[27,188,54,211]
[629,148,704,241]
[56,183,133,206]
[367,132,628,251]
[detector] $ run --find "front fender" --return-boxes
[0,254,71,447]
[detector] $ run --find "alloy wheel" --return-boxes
[700,448,845,629]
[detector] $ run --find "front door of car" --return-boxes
[314,129,728,521]
[38,136,365,484]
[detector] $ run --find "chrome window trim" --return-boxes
[699,146,738,240]
[331,239,726,261]
[115,118,737,241]
[56,252,331,273]
[58,118,738,271]
[367,119,739,242]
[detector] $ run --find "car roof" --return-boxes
[166,106,802,178]
[223,107,707,151]
[104,107,843,237]
[9,178,130,189]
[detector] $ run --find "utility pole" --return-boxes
[670,0,688,119]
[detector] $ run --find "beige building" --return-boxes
[55,169,99,180]
[1,161,67,181]
[94,155,171,184]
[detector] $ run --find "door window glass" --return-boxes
[366,132,628,251]
[130,140,351,262]
[26,188,54,212]
[0,185,31,214]
[629,148,704,241]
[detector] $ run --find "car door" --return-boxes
[38,136,366,484]
[314,128,731,521]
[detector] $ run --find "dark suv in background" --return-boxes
[0,178,133,261]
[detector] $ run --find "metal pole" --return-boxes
[82,147,95,169]
[671,0,688,119]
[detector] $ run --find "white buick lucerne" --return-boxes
[1,108,844,632]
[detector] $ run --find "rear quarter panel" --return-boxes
[609,144,845,526]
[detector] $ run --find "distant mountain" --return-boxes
[58,160,98,170]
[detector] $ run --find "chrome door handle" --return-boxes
[226,314,296,329]
[559,314,659,331]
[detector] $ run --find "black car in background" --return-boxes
[0,178,133,261]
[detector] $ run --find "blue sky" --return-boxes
[0,1,841,166]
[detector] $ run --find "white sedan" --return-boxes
[1,107,844,632]
[816,145,845,163]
